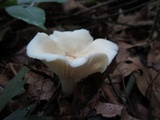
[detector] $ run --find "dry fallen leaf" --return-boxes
[8,70,55,112]
[146,68,160,120]
[121,108,139,120]
[133,64,151,96]
[101,83,121,105]
[63,0,86,12]
[25,71,54,101]
[133,65,160,119]
[116,45,150,97]
[0,74,9,87]
[113,11,152,32]
[105,42,140,84]
[148,40,160,70]
[133,103,149,120]
[95,102,123,117]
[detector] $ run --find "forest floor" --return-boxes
[0,0,160,120]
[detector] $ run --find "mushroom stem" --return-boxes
[60,78,79,95]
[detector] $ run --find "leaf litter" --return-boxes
[0,0,160,119]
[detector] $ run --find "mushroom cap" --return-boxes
[26,29,118,94]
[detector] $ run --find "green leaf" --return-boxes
[17,0,67,4]
[0,66,28,112]
[24,116,53,120]
[3,105,32,120]
[5,5,47,30]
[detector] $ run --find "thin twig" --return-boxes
[145,70,160,98]
[25,64,59,86]
[104,0,139,14]
[107,74,123,103]
[92,0,153,19]
[74,0,117,15]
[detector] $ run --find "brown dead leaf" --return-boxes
[25,71,54,101]
[107,56,141,84]
[116,42,133,63]
[101,83,121,105]
[0,74,9,87]
[117,59,140,77]
[148,40,160,70]
[146,69,160,120]
[63,0,86,12]
[104,42,140,83]
[117,41,148,63]
[58,96,72,115]
[63,0,78,12]
[116,41,160,120]
[116,42,150,96]
[133,66,151,96]
[133,103,149,120]
[9,70,55,112]
[109,7,152,35]
[95,102,123,118]
[80,91,99,118]
[11,47,29,65]
[150,82,160,120]
[133,65,160,119]
[116,11,152,31]
[121,108,139,120]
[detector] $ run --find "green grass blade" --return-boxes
[0,66,28,111]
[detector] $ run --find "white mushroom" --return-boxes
[26,29,118,95]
